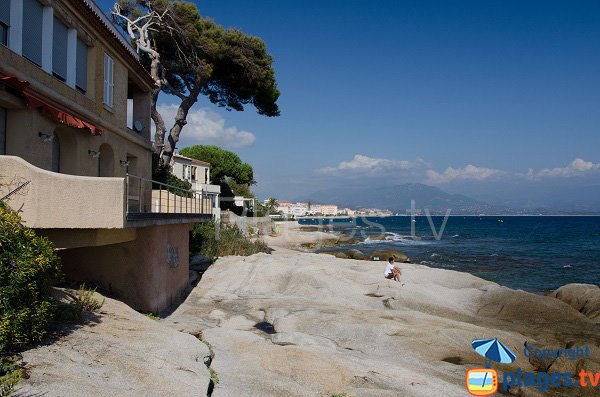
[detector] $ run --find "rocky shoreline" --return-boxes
[15,222,600,397]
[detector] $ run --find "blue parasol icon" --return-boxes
[472,338,517,368]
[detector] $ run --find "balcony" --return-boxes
[125,174,218,226]
[0,156,217,230]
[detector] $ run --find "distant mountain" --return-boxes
[302,183,506,214]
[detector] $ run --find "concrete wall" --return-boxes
[59,223,191,313]
[0,155,126,229]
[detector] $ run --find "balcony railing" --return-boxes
[125,174,218,221]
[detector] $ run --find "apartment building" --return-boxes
[0,0,215,312]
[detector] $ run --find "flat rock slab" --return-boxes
[165,253,600,397]
[15,293,212,397]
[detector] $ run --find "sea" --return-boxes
[298,216,600,293]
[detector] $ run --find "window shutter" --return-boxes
[103,53,114,107]
[76,38,88,92]
[52,17,68,80]
[109,57,114,106]
[22,0,44,66]
[0,1,10,25]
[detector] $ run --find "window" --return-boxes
[0,1,10,45]
[0,1,9,47]
[0,107,6,155]
[52,16,68,81]
[191,166,197,181]
[22,0,43,66]
[103,53,114,107]
[76,38,88,92]
[0,23,6,47]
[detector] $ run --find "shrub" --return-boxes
[0,356,22,396]
[190,222,270,259]
[0,202,61,353]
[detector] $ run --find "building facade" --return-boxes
[0,0,215,313]
[172,153,221,219]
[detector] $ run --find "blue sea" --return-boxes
[298,216,600,293]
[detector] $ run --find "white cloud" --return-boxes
[537,158,600,178]
[154,104,256,148]
[316,155,600,186]
[426,165,506,184]
[318,154,430,176]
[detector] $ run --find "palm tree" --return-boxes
[265,198,279,214]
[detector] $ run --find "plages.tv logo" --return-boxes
[465,338,516,396]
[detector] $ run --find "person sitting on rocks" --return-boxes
[384,257,401,282]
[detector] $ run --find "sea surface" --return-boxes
[298,216,600,293]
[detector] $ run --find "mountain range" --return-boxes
[301,183,600,214]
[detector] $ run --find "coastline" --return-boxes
[15,223,600,397]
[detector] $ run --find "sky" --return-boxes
[97,0,600,208]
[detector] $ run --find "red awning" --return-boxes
[0,72,102,136]
[23,92,102,136]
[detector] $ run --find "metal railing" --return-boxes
[125,173,218,217]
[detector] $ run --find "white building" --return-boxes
[320,204,338,216]
[171,153,221,219]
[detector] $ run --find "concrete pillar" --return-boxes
[41,5,53,73]
[66,28,77,88]
[8,0,23,54]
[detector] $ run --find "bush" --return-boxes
[0,356,22,396]
[190,222,270,259]
[0,202,61,353]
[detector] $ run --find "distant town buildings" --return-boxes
[269,200,390,217]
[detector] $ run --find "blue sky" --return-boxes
[98,0,600,206]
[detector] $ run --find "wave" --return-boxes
[451,234,460,238]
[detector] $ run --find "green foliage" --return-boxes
[0,202,61,353]
[190,222,269,259]
[149,0,280,116]
[144,312,160,321]
[68,285,105,313]
[0,355,24,396]
[208,367,219,385]
[179,145,254,185]
[54,285,105,324]
[152,160,193,197]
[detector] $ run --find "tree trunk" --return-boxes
[149,57,167,155]
[161,87,201,165]
[151,87,166,154]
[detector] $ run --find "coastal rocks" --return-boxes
[320,248,409,262]
[320,251,349,259]
[550,283,600,322]
[345,248,370,260]
[16,291,212,397]
[369,249,408,262]
[163,253,600,397]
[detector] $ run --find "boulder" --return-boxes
[319,251,349,259]
[345,249,369,260]
[550,283,600,322]
[366,234,388,241]
[370,249,408,262]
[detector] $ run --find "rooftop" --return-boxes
[173,153,211,167]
